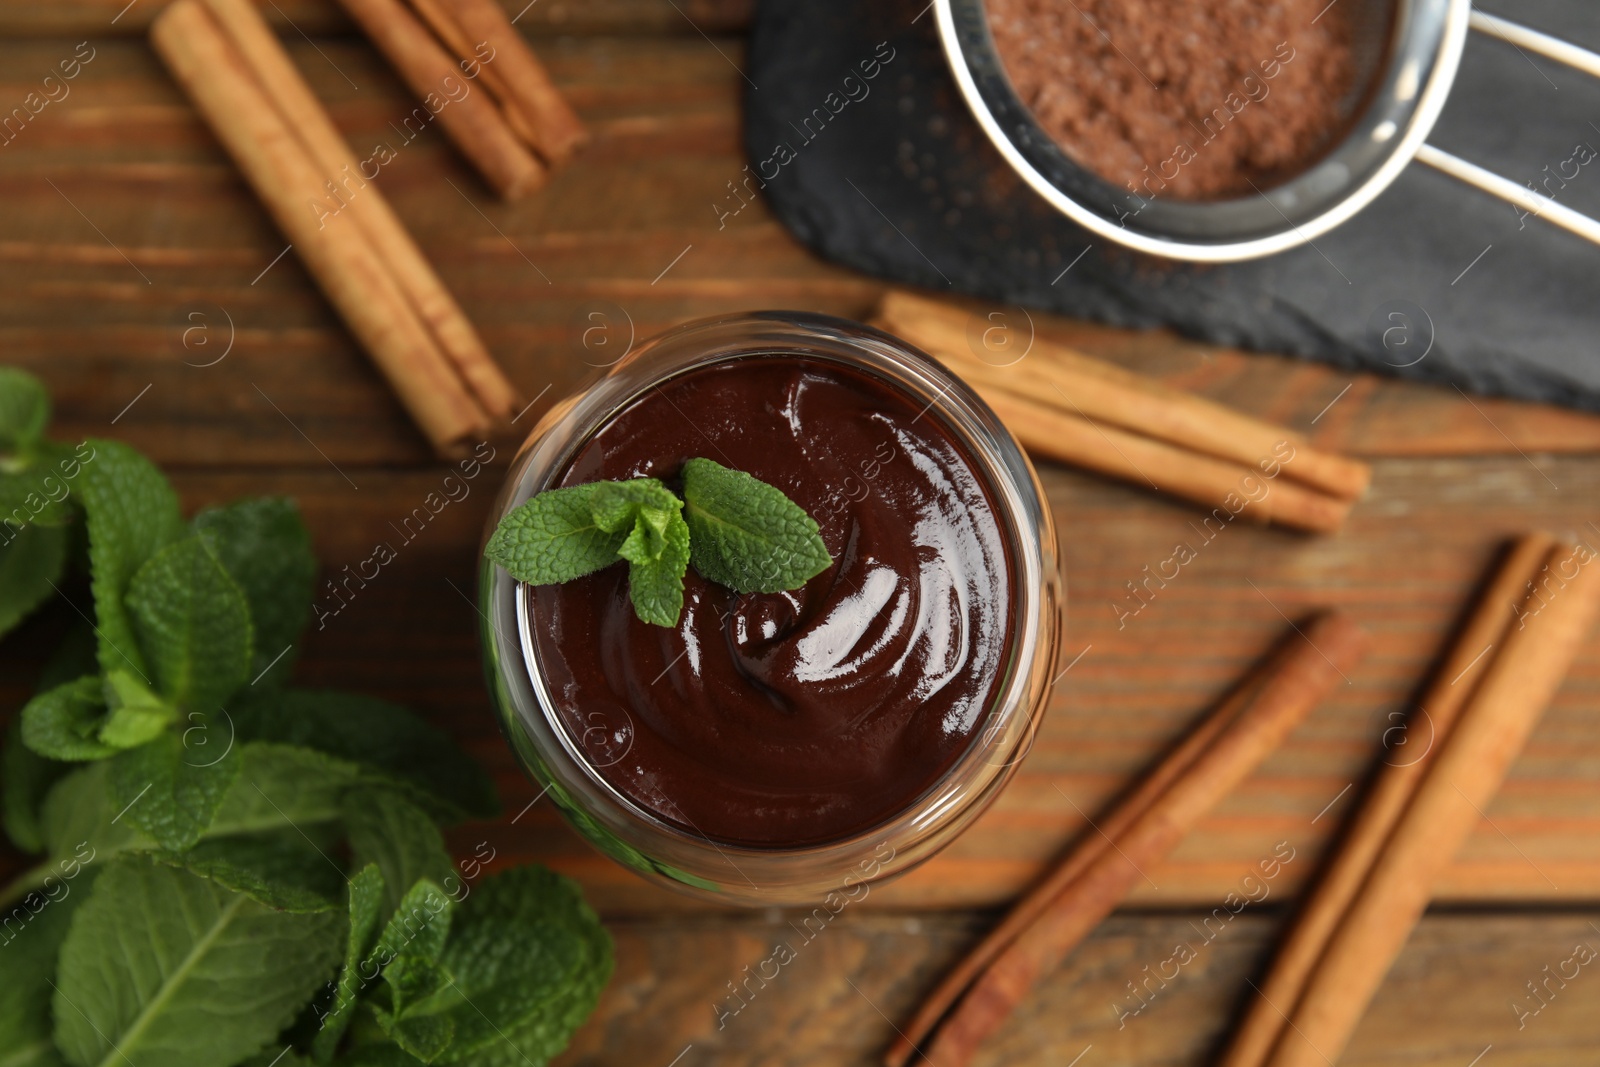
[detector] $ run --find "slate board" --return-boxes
[745,0,1600,410]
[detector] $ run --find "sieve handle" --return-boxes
[1415,144,1600,249]
[1412,12,1600,249]
[1468,10,1600,79]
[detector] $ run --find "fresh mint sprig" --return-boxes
[486,458,833,627]
[0,367,612,1067]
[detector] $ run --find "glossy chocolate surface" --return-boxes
[528,355,1013,847]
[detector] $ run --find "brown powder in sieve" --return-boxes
[986,0,1361,201]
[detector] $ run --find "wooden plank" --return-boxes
[0,37,872,467]
[0,0,753,37]
[0,39,1598,471]
[8,456,1597,911]
[558,911,1600,1065]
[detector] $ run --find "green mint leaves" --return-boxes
[128,535,255,712]
[483,477,693,626]
[0,365,49,459]
[598,480,691,627]
[484,484,630,585]
[0,368,613,1067]
[681,457,834,594]
[195,498,317,691]
[99,670,179,749]
[19,676,120,762]
[52,855,344,1067]
[80,439,187,680]
[0,368,100,643]
[486,459,831,626]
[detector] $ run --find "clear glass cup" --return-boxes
[478,312,1061,905]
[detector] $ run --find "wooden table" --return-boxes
[3,3,1600,1064]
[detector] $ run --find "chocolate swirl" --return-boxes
[529,356,1014,847]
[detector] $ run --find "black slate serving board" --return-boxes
[744,0,1600,409]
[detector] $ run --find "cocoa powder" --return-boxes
[987,0,1361,201]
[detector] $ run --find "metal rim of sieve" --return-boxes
[935,0,1472,263]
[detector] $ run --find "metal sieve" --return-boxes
[935,0,1600,262]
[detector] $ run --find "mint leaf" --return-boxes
[485,476,697,626]
[0,522,68,641]
[484,484,625,585]
[157,827,344,913]
[345,790,455,920]
[624,510,689,627]
[53,856,342,1067]
[8,629,108,848]
[0,366,49,458]
[589,478,680,535]
[360,881,457,1060]
[0,440,82,533]
[242,1053,314,1067]
[379,953,457,1062]
[0,860,97,1067]
[616,516,661,564]
[384,953,453,1020]
[365,877,454,977]
[79,439,185,681]
[4,716,72,852]
[127,535,254,711]
[232,689,497,821]
[424,865,611,1066]
[337,1047,427,1067]
[108,730,242,851]
[98,669,178,749]
[681,457,831,594]
[20,677,117,762]
[312,863,387,1064]
[194,497,316,690]
[209,743,366,837]
[39,763,141,862]
[0,445,80,644]
[36,743,360,876]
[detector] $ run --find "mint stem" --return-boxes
[0,860,53,911]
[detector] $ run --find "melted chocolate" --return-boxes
[527,356,1013,847]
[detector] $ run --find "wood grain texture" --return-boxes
[0,0,753,37]
[1,39,1599,470]
[557,911,1600,1066]
[3,19,1600,1066]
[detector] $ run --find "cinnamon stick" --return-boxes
[152,0,489,454]
[405,0,544,149]
[917,612,1368,1067]
[878,290,1372,502]
[334,0,546,199]
[199,0,519,421]
[431,0,588,164]
[1261,542,1600,1067]
[1219,533,1555,1067]
[884,627,1280,1067]
[962,374,1354,534]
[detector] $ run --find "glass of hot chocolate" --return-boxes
[479,312,1060,905]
